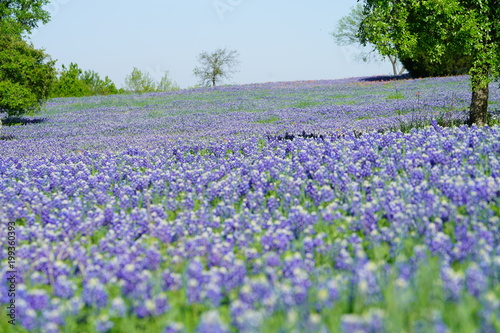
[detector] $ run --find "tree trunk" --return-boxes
[388,55,398,76]
[469,75,489,126]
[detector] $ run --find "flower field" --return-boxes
[1,75,499,332]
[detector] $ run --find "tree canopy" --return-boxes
[0,28,55,117]
[0,0,54,122]
[193,48,240,87]
[0,0,51,34]
[359,0,500,126]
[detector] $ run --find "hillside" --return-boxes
[1,75,498,158]
[0,75,499,333]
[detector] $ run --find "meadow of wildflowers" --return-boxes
[0,75,499,332]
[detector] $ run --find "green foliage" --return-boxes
[50,63,121,98]
[254,116,280,124]
[400,55,473,78]
[124,67,156,93]
[331,4,365,46]
[0,1,54,118]
[358,1,475,78]
[0,0,50,34]
[359,0,500,125]
[81,70,120,95]
[0,26,56,117]
[291,100,320,108]
[124,68,179,93]
[331,4,381,63]
[386,89,405,100]
[51,63,91,97]
[156,71,180,92]
[331,4,405,75]
[193,48,240,87]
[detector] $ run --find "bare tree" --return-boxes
[193,48,240,87]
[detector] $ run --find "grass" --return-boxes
[254,116,280,124]
[291,100,321,108]
[387,90,405,100]
[147,110,164,118]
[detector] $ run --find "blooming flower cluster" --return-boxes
[0,75,499,332]
[0,75,498,160]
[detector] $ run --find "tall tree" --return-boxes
[359,0,499,126]
[0,0,51,34]
[331,4,405,76]
[0,28,55,117]
[193,48,240,87]
[0,0,54,123]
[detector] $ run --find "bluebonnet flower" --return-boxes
[41,322,61,333]
[18,305,38,331]
[95,314,114,333]
[0,75,499,332]
[109,297,128,317]
[64,296,84,317]
[205,281,223,306]
[53,275,76,299]
[340,314,367,333]
[82,278,108,308]
[143,248,162,270]
[163,322,184,333]
[234,309,264,333]
[441,266,464,301]
[365,309,385,332]
[465,264,487,298]
[197,310,229,333]
[187,278,202,304]
[265,251,281,267]
[431,311,449,333]
[162,269,182,292]
[335,247,354,271]
[27,289,50,311]
[224,260,247,291]
[230,299,251,325]
[42,302,65,326]
[356,262,381,303]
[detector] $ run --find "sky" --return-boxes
[30,0,392,89]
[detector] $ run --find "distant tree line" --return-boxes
[0,2,238,121]
[50,65,180,98]
[50,63,122,98]
[0,0,183,120]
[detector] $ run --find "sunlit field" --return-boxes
[1,75,499,333]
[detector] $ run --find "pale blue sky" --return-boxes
[30,0,391,89]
